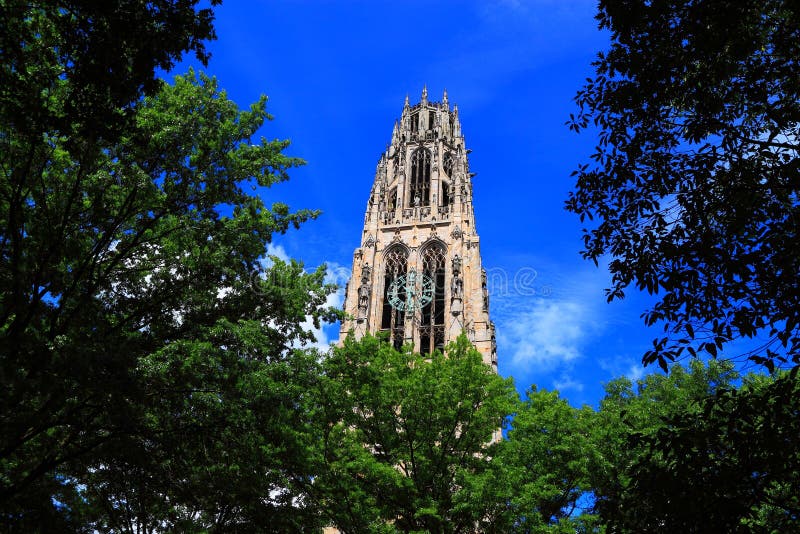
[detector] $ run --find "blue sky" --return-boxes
[174,0,673,407]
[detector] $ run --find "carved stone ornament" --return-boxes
[357,263,372,320]
[392,229,402,242]
[451,225,463,240]
[363,234,376,248]
[451,254,462,275]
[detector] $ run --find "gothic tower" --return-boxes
[340,88,497,371]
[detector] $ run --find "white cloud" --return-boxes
[263,243,291,266]
[599,354,648,382]
[491,257,620,393]
[553,372,585,392]
[626,363,646,382]
[500,299,595,370]
[295,261,350,351]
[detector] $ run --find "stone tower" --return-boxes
[340,88,497,370]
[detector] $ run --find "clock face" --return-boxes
[387,270,434,311]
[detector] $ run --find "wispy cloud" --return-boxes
[599,354,648,382]
[492,258,614,393]
[501,299,593,370]
[426,0,602,106]
[553,372,585,392]
[303,261,350,349]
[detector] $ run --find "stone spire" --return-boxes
[339,92,497,372]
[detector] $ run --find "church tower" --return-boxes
[340,88,497,370]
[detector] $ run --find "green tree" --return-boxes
[586,360,800,532]
[1,0,220,142]
[591,360,738,518]
[1,42,336,531]
[596,368,800,532]
[568,0,800,370]
[309,334,518,533]
[482,388,601,533]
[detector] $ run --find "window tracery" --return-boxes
[381,245,408,349]
[419,242,446,354]
[410,149,431,207]
[443,152,454,178]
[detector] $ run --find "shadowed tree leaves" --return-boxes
[0,64,336,528]
[0,0,220,142]
[568,0,800,370]
[596,366,800,532]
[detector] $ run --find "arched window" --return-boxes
[443,152,454,178]
[419,242,446,354]
[441,181,452,207]
[388,186,397,212]
[381,245,408,349]
[410,149,431,207]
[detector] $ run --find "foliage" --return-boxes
[567,0,800,370]
[0,11,338,526]
[593,361,800,532]
[1,0,220,142]
[309,334,518,533]
[482,388,601,533]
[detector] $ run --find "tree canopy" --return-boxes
[1,0,220,142]
[0,3,340,528]
[308,335,518,533]
[567,0,800,370]
[593,363,800,532]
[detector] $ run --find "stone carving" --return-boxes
[452,254,462,275]
[451,275,463,300]
[450,253,463,315]
[363,234,375,248]
[451,225,463,239]
[357,263,372,320]
[482,268,489,312]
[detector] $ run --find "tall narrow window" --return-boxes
[443,152,454,178]
[419,242,446,354]
[388,186,397,212]
[381,246,408,350]
[410,149,431,207]
[411,112,419,133]
[428,111,436,130]
[441,181,451,207]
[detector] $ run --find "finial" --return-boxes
[421,85,428,104]
[404,94,410,108]
[442,88,449,108]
